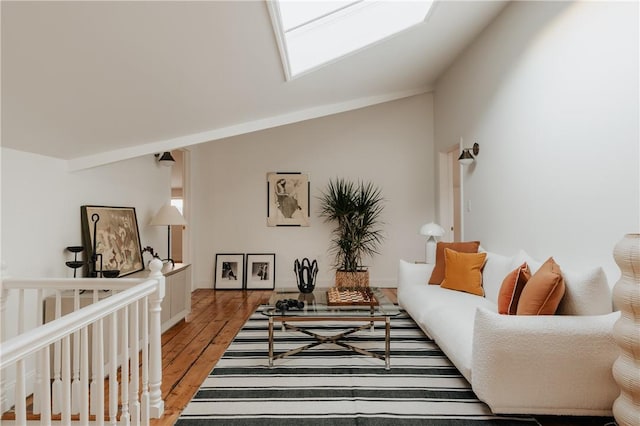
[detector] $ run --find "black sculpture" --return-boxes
[294,258,318,294]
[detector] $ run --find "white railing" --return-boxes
[0,258,165,425]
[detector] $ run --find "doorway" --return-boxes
[438,145,461,242]
[170,149,189,263]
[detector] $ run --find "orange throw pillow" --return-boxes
[517,257,566,315]
[440,249,487,296]
[428,241,481,284]
[498,262,531,315]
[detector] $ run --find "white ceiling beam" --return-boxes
[67,87,431,171]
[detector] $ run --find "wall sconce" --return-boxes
[419,222,445,264]
[458,142,480,166]
[155,151,176,167]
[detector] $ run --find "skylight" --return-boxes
[268,0,435,79]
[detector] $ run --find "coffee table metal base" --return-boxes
[268,316,391,370]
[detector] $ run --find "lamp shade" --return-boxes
[419,222,445,237]
[149,205,187,226]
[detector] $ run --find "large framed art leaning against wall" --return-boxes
[81,205,144,277]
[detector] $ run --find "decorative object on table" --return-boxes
[65,245,86,278]
[149,204,187,266]
[267,172,310,227]
[275,299,305,312]
[294,257,318,293]
[327,286,378,306]
[142,246,161,266]
[420,222,445,264]
[81,206,143,277]
[214,253,245,290]
[245,253,276,290]
[319,178,385,287]
[612,233,640,426]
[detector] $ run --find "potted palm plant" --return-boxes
[319,178,385,287]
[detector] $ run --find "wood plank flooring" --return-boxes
[151,289,273,426]
[152,289,614,426]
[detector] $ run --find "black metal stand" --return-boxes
[89,213,119,278]
[65,246,85,278]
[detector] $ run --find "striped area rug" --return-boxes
[176,309,539,425]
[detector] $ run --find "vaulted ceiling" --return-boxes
[1,1,508,170]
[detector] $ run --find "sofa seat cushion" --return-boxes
[407,285,498,382]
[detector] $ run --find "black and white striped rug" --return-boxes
[176,309,539,425]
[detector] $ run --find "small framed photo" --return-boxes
[245,253,276,290]
[267,172,310,227]
[214,254,245,290]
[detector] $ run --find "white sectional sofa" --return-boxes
[397,250,620,416]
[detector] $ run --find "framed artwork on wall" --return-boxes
[245,253,276,290]
[214,253,245,289]
[267,172,310,227]
[80,205,144,277]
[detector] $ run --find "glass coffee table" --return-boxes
[262,287,401,369]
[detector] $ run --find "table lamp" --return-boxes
[420,222,445,264]
[149,204,187,266]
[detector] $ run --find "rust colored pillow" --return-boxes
[428,241,481,284]
[517,257,566,315]
[440,248,487,296]
[498,262,531,315]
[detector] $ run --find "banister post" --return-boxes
[147,258,165,419]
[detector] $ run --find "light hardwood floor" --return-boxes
[153,289,613,426]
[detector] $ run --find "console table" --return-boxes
[129,263,192,332]
[44,263,192,333]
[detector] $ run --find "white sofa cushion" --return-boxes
[557,266,612,315]
[481,251,514,304]
[421,288,497,382]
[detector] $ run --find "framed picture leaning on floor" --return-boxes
[245,253,275,289]
[214,253,245,290]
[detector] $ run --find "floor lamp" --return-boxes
[150,204,187,266]
[420,222,445,264]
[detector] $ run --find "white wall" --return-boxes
[1,148,171,278]
[434,1,639,283]
[190,94,435,289]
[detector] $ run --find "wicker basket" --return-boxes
[335,270,369,287]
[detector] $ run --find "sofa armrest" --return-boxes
[397,260,434,308]
[398,260,434,291]
[472,307,620,416]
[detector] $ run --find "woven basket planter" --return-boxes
[335,270,369,287]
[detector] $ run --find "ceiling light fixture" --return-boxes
[155,152,176,167]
